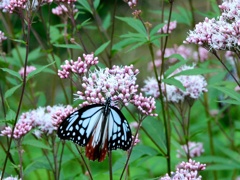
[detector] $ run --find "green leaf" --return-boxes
[4,83,22,99]
[78,0,92,14]
[94,41,110,56]
[162,78,186,91]
[116,16,147,35]
[171,68,220,77]
[112,145,158,172]
[1,68,22,80]
[102,13,111,30]
[5,109,16,122]
[210,85,240,102]
[26,61,55,81]
[22,139,51,150]
[164,55,187,77]
[53,44,82,50]
[142,118,167,153]
[11,39,26,44]
[150,23,165,36]
[50,26,61,43]
[24,160,52,176]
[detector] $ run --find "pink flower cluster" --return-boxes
[0,105,75,139]
[158,21,177,34]
[184,0,240,51]
[58,53,98,78]
[0,30,7,43]
[75,65,139,106]
[160,159,206,180]
[52,4,78,16]
[123,0,137,8]
[142,65,208,103]
[2,176,19,180]
[0,0,53,13]
[148,45,209,70]
[177,142,204,158]
[18,65,36,77]
[130,93,157,116]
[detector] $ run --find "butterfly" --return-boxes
[57,98,132,162]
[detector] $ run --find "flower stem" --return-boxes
[1,12,32,179]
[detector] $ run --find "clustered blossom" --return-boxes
[148,45,209,70]
[0,0,52,13]
[123,0,137,8]
[160,159,206,180]
[184,0,240,52]
[177,142,204,158]
[0,105,74,139]
[159,21,177,34]
[58,53,98,78]
[52,4,78,16]
[130,93,157,116]
[2,176,19,180]
[142,65,208,103]
[75,65,139,106]
[18,65,36,77]
[0,30,7,43]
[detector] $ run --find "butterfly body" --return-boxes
[57,98,132,162]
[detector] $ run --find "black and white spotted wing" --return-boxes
[57,99,132,161]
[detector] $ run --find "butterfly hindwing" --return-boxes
[108,106,132,151]
[57,104,105,146]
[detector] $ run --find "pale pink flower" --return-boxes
[0,31,7,43]
[193,47,209,62]
[1,111,35,139]
[184,0,240,52]
[0,0,52,13]
[123,0,137,8]
[158,21,177,34]
[52,4,78,16]
[130,93,157,116]
[3,176,19,180]
[132,133,140,146]
[142,65,208,103]
[18,65,36,77]
[177,142,204,158]
[141,77,160,98]
[75,65,139,107]
[160,159,206,180]
[58,53,98,78]
[0,105,74,139]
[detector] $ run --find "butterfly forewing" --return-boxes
[57,104,104,146]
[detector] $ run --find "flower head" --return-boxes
[52,4,78,16]
[160,159,206,180]
[142,65,208,103]
[184,0,240,52]
[0,30,7,43]
[75,65,139,106]
[0,105,75,139]
[18,65,36,77]
[58,53,98,79]
[123,0,137,8]
[158,21,177,34]
[177,142,204,158]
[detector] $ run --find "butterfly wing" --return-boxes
[57,104,105,146]
[108,106,132,151]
